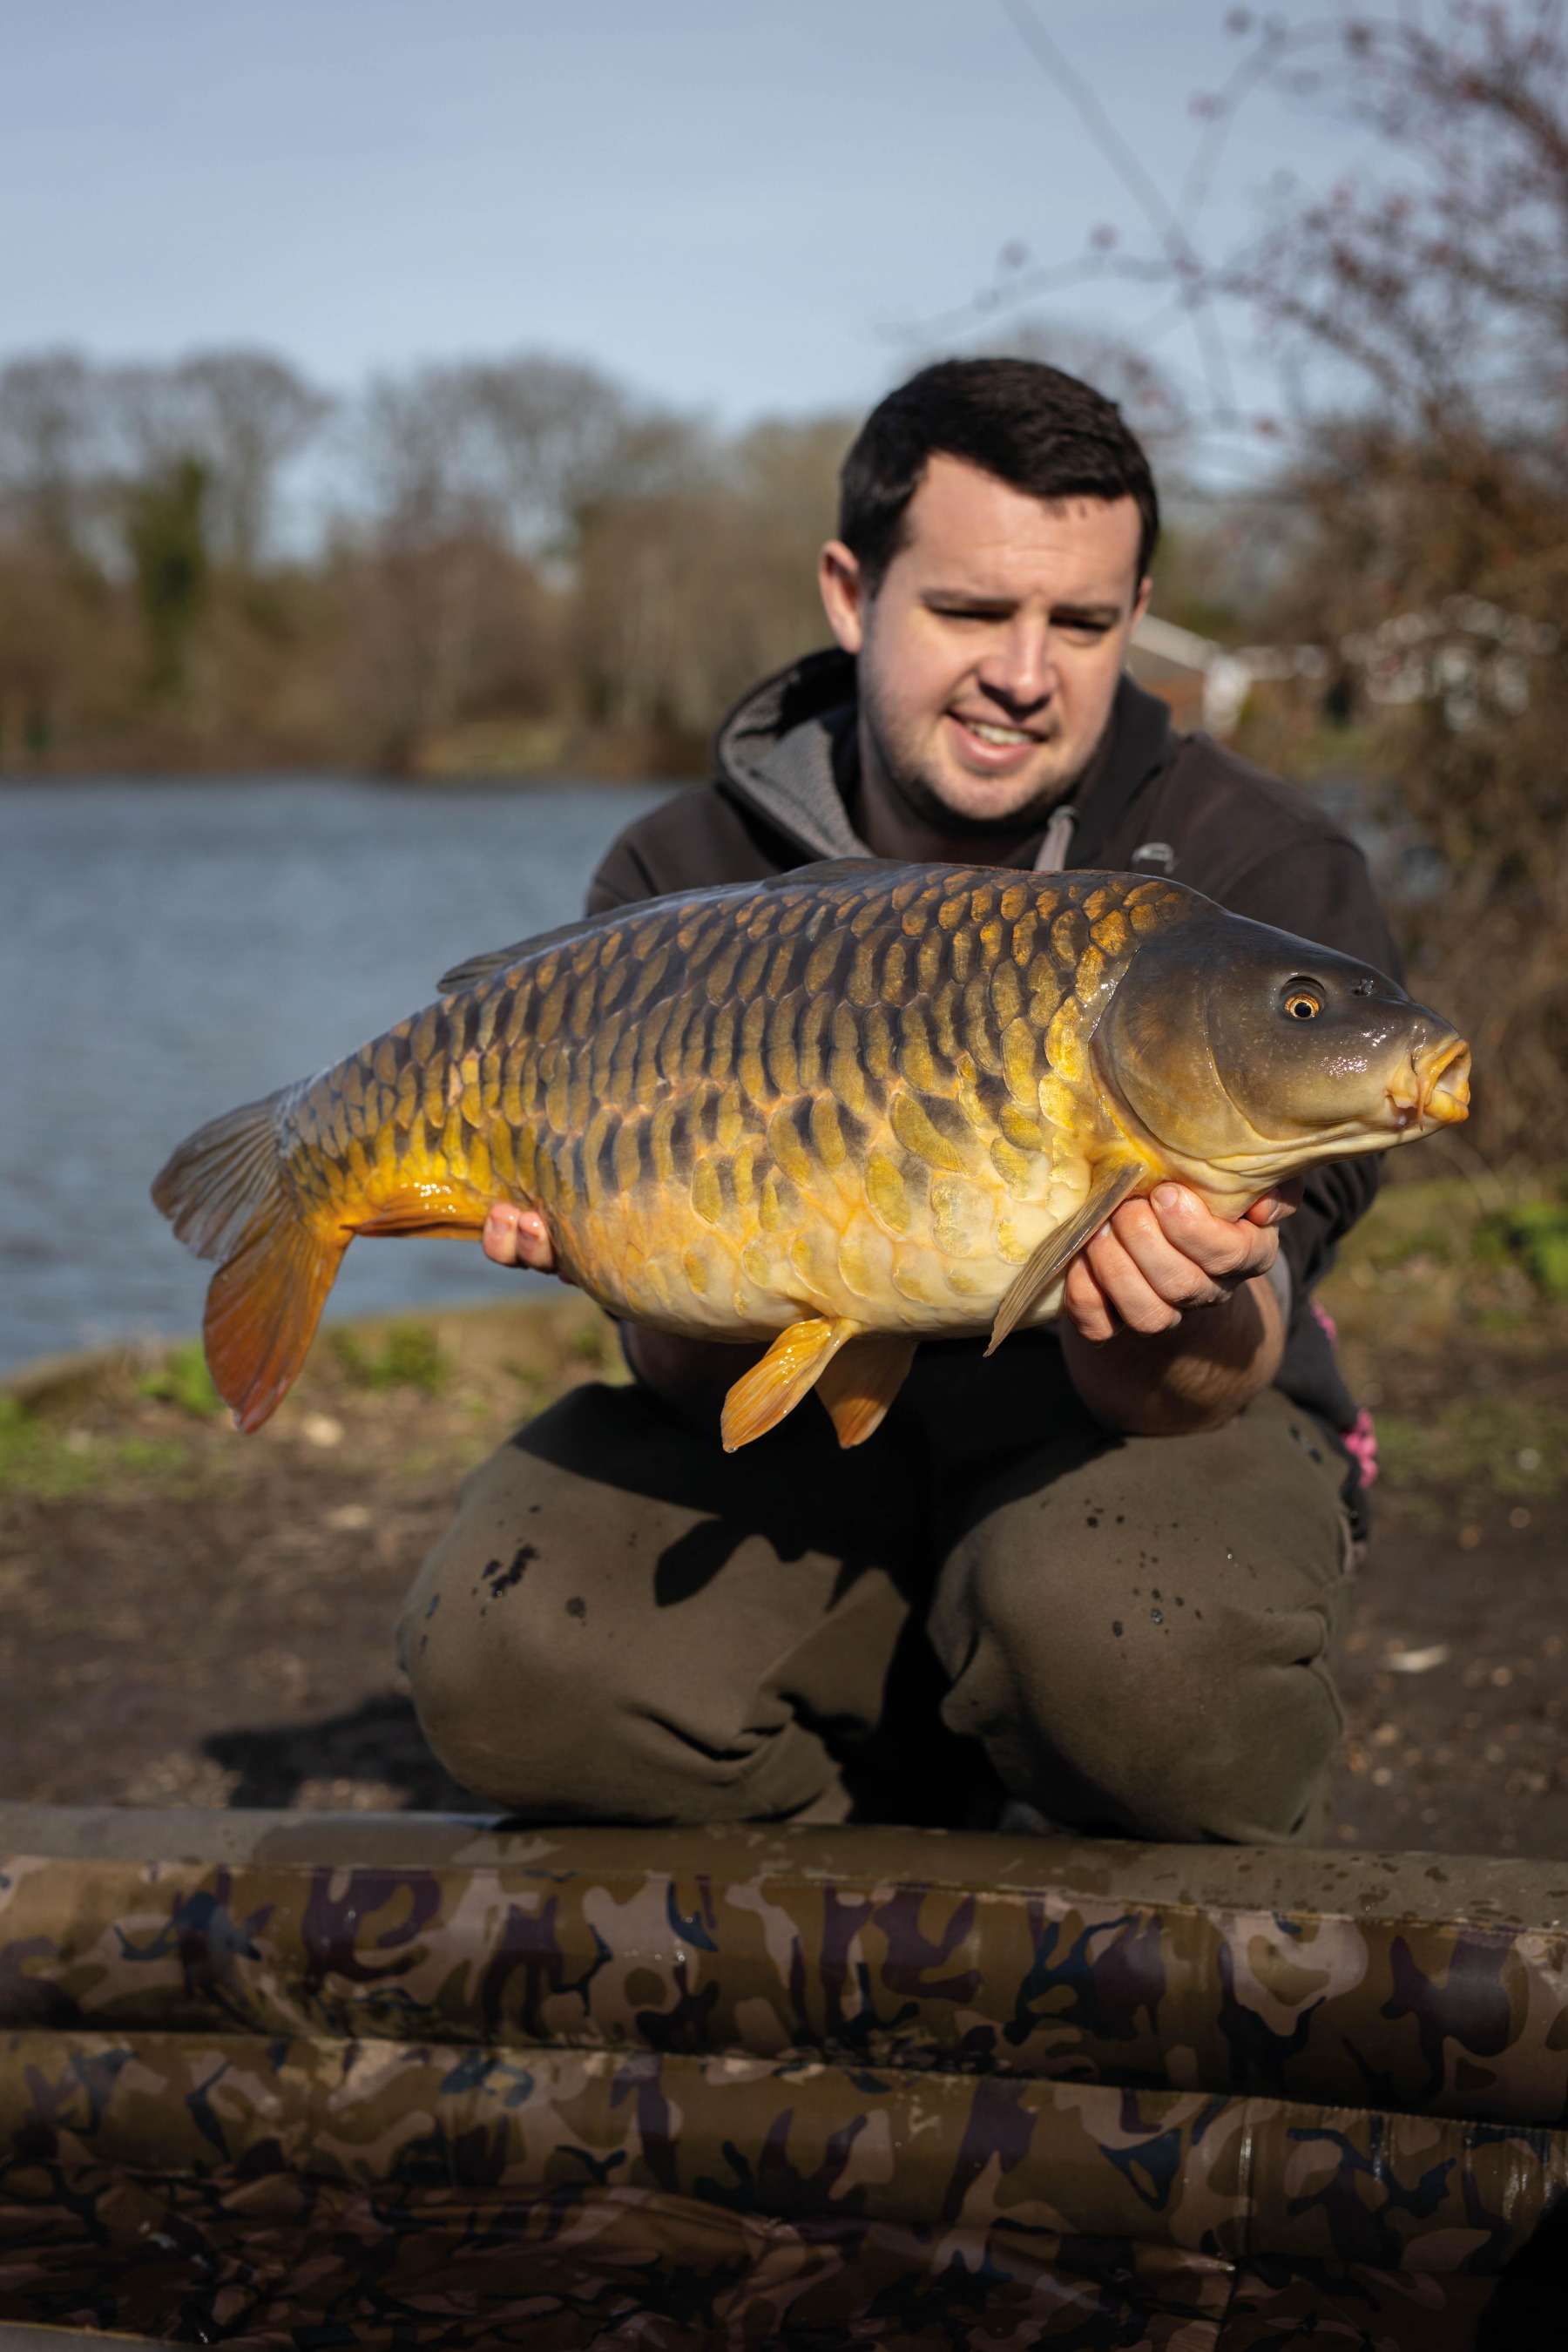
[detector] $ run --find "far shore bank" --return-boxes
[0,714,713,789]
[0,767,698,792]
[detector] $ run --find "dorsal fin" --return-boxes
[436,911,612,996]
[436,859,916,996]
[763,856,901,887]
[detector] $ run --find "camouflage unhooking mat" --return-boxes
[0,1807,1563,2348]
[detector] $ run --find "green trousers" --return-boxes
[397,1338,1358,1842]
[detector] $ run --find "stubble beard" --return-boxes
[860,672,1085,840]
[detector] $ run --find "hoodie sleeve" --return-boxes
[585,782,804,915]
[586,830,663,916]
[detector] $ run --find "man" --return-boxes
[398,359,1396,1842]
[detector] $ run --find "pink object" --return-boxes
[1310,1295,1377,1484]
[1343,1406,1380,1488]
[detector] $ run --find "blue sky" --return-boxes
[0,3,1373,430]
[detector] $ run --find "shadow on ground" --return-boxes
[204,1693,476,1812]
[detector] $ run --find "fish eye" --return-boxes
[1281,980,1324,1022]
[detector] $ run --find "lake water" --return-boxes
[0,778,672,1375]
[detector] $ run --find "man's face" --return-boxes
[820,452,1150,830]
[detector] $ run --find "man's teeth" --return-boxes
[966,720,1034,747]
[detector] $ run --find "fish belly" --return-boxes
[540,1096,1098,1343]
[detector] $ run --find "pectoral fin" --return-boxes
[720,1315,862,1451]
[985,1161,1142,1355]
[814,1333,918,1449]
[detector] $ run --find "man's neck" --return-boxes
[849,711,1113,869]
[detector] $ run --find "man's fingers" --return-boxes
[482,1204,557,1273]
[1096,1196,1236,1308]
[1075,1218,1188,1335]
[1147,1186,1275,1281]
[1062,1251,1120,1342]
[1244,1177,1306,1228]
[482,1205,522,1266]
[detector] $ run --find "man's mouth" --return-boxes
[965,720,1038,747]
[944,710,1049,769]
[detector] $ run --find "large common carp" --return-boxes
[154,860,1469,1449]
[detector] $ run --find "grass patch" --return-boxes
[0,1398,100,1501]
[571,1319,610,1364]
[136,1341,223,1418]
[1368,1223,1458,1272]
[0,1397,193,1502]
[1476,1200,1568,1302]
[1376,1397,1568,1504]
[331,1322,449,1396]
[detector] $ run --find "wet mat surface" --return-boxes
[0,2166,1519,2349]
[1,1817,1561,2346]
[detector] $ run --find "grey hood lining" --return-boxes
[712,646,1175,872]
[712,649,869,862]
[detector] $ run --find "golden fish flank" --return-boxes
[153,859,1470,1450]
[558,878,1124,1347]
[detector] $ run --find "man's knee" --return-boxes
[938,1559,1343,1841]
[931,1393,1355,1842]
[398,1388,658,1811]
[398,1378,912,1821]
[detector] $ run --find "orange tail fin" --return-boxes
[152,1092,346,1432]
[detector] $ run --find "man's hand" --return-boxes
[1058,1180,1301,1436]
[1062,1181,1299,1343]
[483,1203,558,1273]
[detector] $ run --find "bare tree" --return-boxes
[176,352,330,568]
[99,350,329,566]
[463,356,700,557]
[571,414,851,753]
[935,4,1568,1159]
[1207,7,1568,1159]
[0,352,112,559]
[352,355,700,561]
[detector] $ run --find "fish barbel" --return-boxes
[153,860,1470,1448]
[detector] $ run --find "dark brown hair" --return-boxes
[840,357,1159,591]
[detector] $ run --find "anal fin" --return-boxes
[986,1161,1142,1355]
[720,1315,862,1452]
[814,1333,918,1449]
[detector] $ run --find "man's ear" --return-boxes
[819,540,867,653]
[1130,572,1153,632]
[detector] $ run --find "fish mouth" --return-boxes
[1386,1036,1471,1132]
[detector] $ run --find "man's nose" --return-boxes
[976,618,1055,711]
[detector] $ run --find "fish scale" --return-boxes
[153,857,1470,1444]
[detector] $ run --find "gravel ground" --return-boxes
[2,1179,1565,1855]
